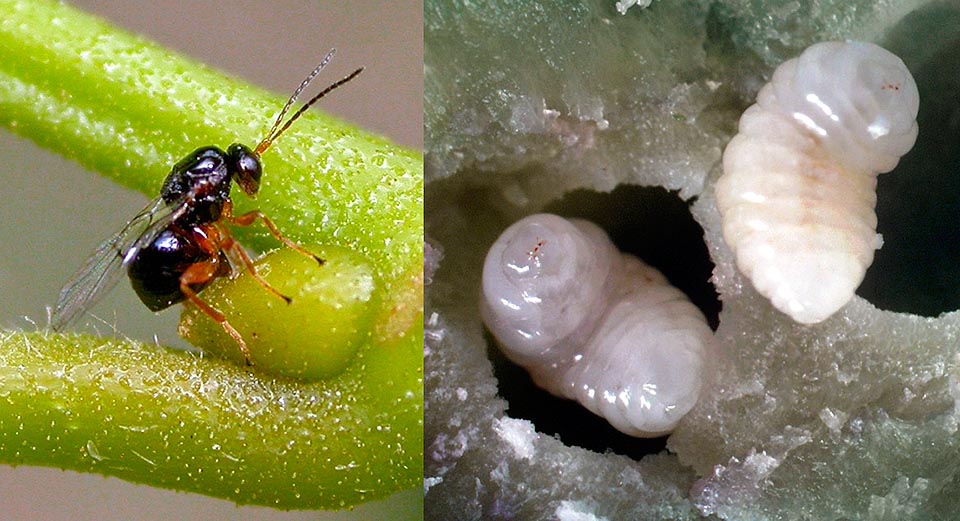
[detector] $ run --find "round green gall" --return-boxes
[179,245,379,381]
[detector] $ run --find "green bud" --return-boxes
[179,245,379,381]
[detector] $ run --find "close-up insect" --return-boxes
[715,41,919,324]
[50,49,363,365]
[480,213,714,437]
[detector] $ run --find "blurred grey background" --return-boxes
[0,1,422,519]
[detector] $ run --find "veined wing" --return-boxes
[51,196,187,331]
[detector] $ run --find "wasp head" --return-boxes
[228,143,262,197]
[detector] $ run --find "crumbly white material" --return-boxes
[481,213,713,437]
[615,0,654,15]
[716,41,919,324]
[425,3,957,517]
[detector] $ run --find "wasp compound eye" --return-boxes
[228,143,262,196]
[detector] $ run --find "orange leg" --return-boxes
[221,233,292,304]
[223,201,324,266]
[181,261,252,366]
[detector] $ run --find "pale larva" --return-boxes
[715,41,919,324]
[480,213,713,437]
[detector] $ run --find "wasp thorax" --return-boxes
[161,147,228,200]
[158,146,232,224]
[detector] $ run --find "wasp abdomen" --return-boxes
[127,227,229,311]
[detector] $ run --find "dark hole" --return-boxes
[489,184,718,459]
[543,185,720,329]
[859,3,960,316]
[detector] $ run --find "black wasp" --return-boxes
[51,49,363,365]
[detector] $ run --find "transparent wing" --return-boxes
[51,196,187,331]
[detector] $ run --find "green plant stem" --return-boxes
[0,0,422,510]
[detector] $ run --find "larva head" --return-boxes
[771,41,919,174]
[480,214,616,366]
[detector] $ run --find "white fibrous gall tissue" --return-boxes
[480,213,714,437]
[716,41,919,324]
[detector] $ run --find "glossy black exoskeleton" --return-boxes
[51,49,364,364]
[160,145,261,225]
[127,226,231,311]
[127,145,258,311]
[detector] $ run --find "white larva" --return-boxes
[480,213,713,437]
[715,41,919,324]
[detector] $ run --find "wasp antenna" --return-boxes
[255,66,364,155]
[256,48,337,154]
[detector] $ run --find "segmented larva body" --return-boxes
[716,41,919,324]
[480,213,713,437]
